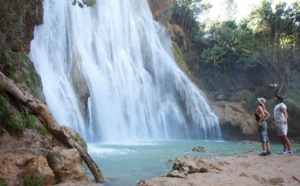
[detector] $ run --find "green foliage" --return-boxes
[0,95,24,133]
[196,20,243,71]
[171,0,211,48]
[8,116,23,131]
[0,0,26,70]
[0,127,5,134]
[48,153,60,164]
[1,50,40,98]
[25,115,37,129]
[4,54,40,97]
[0,94,38,133]
[173,42,188,68]
[188,0,300,95]
[0,183,6,186]
[73,133,87,148]
[40,126,49,136]
[0,0,43,100]
[24,174,44,186]
[29,72,39,97]
[286,74,300,104]
[15,73,27,84]
[0,95,9,118]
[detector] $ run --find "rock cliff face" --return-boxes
[210,90,258,139]
[148,0,187,52]
[0,1,90,185]
[148,0,192,83]
[0,122,88,185]
[211,100,257,139]
[0,0,44,100]
[148,0,176,18]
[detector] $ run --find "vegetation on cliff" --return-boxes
[153,0,300,137]
[166,0,300,96]
[0,0,44,135]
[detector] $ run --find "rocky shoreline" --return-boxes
[138,152,300,186]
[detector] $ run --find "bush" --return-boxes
[25,115,36,129]
[40,127,49,136]
[24,174,44,186]
[7,116,23,132]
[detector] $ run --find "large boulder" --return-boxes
[21,156,55,186]
[0,127,52,156]
[211,101,257,138]
[215,95,227,101]
[228,90,255,103]
[47,146,86,183]
[0,154,34,185]
[192,146,215,153]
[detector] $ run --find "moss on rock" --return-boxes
[0,94,39,135]
[173,42,192,78]
[0,0,44,100]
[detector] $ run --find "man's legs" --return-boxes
[280,136,288,150]
[282,135,291,151]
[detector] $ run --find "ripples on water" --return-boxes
[87,140,300,186]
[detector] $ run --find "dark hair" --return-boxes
[275,94,284,102]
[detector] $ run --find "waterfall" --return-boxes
[30,0,221,142]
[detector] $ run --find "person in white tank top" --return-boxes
[271,95,293,155]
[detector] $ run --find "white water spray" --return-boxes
[30,0,221,142]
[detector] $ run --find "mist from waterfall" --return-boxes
[30,0,221,143]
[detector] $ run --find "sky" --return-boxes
[200,0,296,22]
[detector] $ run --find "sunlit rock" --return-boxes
[192,146,215,153]
[21,155,54,186]
[47,146,86,183]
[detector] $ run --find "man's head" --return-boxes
[275,94,284,104]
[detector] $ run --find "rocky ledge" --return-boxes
[0,120,102,186]
[138,154,300,186]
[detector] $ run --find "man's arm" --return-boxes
[282,108,288,124]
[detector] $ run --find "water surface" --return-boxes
[88,140,299,186]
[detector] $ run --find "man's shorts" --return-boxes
[258,121,269,142]
[275,122,288,136]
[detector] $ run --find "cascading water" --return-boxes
[30,0,221,142]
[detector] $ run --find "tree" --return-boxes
[171,0,212,51]
[198,20,240,70]
[244,0,300,93]
[225,0,237,20]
